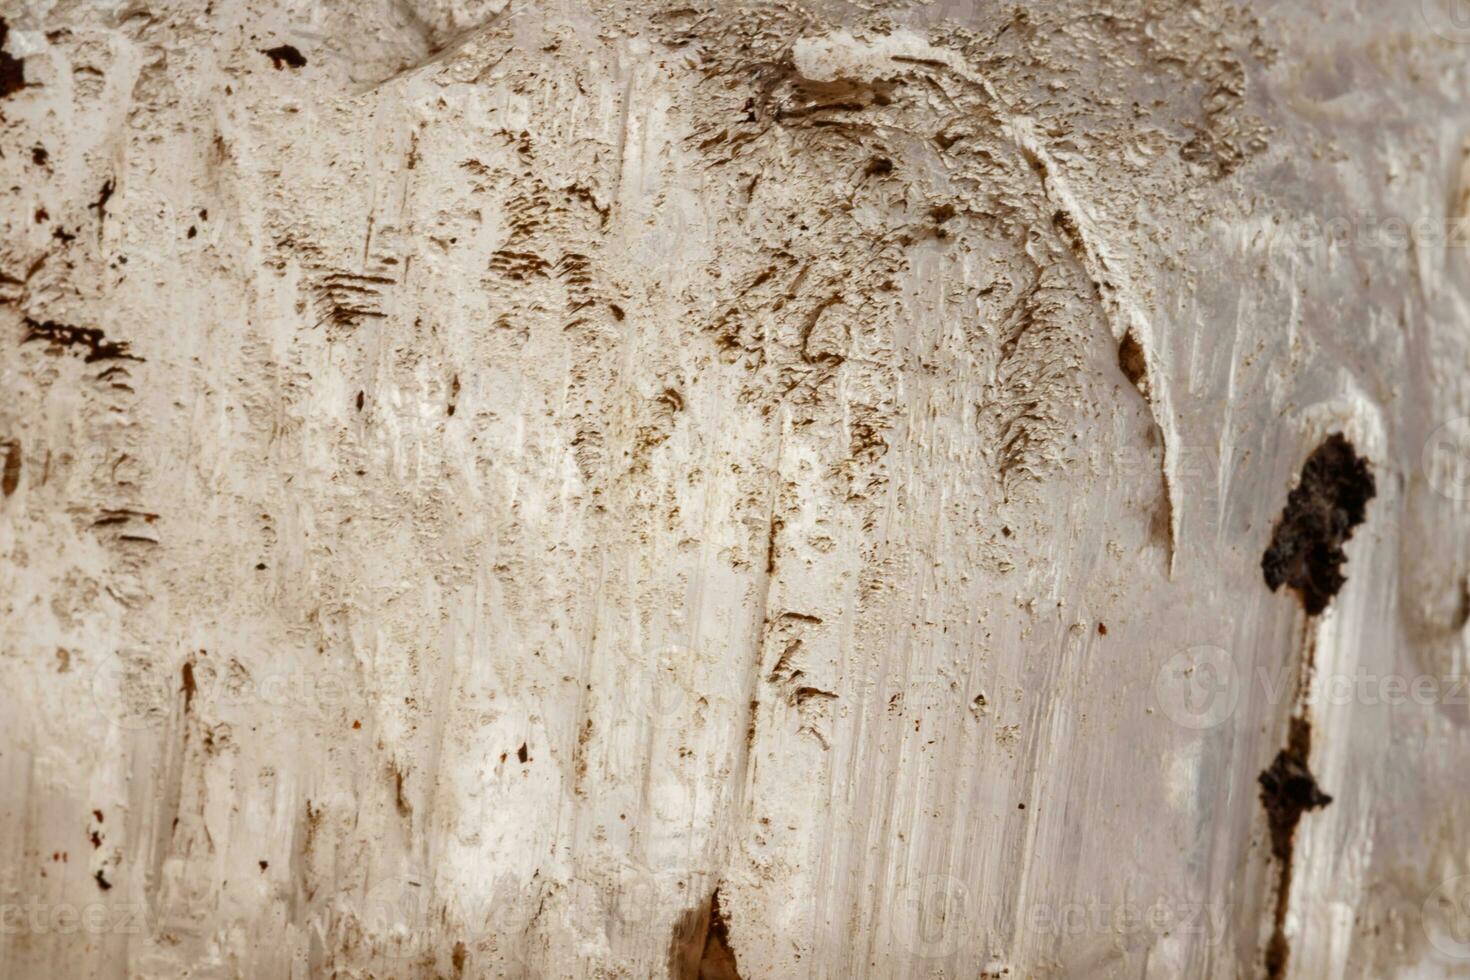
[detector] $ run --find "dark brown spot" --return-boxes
[0,19,26,100]
[452,941,468,975]
[23,317,141,363]
[90,178,115,230]
[181,661,198,712]
[1096,622,1107,636]
[1261,434,1375,615]
[1117,331,1146,389]
[516,742,529,764]
[259,860,269,871]
[94,870,111,891]
[261,44,306,69]
[1259,715,1332,979]
[31,145,47,166]
[393,766,411,818]
[2,441,20,496]
[1259,717,1331,862]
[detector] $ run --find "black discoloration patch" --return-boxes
[669,886,742,980]
[93,870,111,891]
[0,19,25,100]
[1259,717,1332,862]
[261,44,306,69]
[1262,434,1375,615]
[516,742,529,764]
[1259,715,1332,979]
[23,317,142,363]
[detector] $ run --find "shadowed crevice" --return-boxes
[669,886,742,980]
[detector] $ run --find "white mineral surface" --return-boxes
[3,1,1470,977]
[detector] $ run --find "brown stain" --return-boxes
[1255,425,1365,980]
[392,765,412,819]
[669,886,742,980]
[23,317,141,363]
[1259,715,1332,979]
[3,440,20,496]
[1262,434,1375,615]
[90,178,115,232]
[261,44,306,69]
[0,18,25,99]
[180,661,198,713]
[452,940,468,975]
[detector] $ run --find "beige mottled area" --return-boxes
[3,0,1470,977]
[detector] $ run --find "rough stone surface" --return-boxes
[4,0,1470,977]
